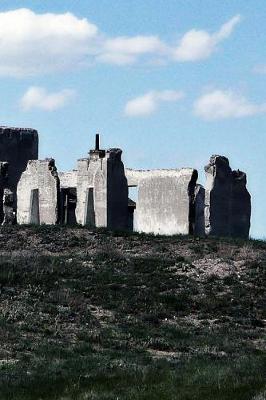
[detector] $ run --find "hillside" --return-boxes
[0,226,265,400]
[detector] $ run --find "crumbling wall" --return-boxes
[17,159,59,225]
[204,155,251,238]
[205,156,232,236]
[0,127,38,201]
[231,170,251,238]
[126,169,150,187]
[76,148,128,229]
[106,149,129,230]
[58,170,77,188]
[76,158,96,226]
[134,168,198,235]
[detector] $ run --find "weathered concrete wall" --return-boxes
[17,159,59,225]
[125,168,190,187]
[204,155,251,238]
[205,156,232,236]
[76,148,129,229]
[134,168,198,235]
[0,127,38,199]
[58,170,77,188]
[107,149,129,230]
[76,157,97,226]
[231,170,251,238]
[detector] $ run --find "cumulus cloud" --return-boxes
[125,90,184,117]
[98,36,166,65]
[20,86,75,111]
[0,8,98,76]
[173,15,241,61]
[0,9,242,76]
[194,89,266,121]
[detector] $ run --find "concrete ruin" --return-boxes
[0,127,38,201]
[126,168,199,235]
[17,159,59,225]
[204,155,251,238]
[75,139,128,230]
[0,127,251,238]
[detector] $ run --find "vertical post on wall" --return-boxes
[95,134,100,151]
[64,192,68,224]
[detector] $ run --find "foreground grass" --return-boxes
[0,226,265,399]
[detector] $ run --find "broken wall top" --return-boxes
[0,126,38,141]
[205,155,248,185]
[125,167,197,187]
[204,155,231,179]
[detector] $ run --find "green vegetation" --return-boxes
[0,226,265,399]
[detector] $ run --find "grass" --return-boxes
[0,226,265,399]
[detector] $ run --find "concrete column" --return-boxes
[204,155,251,238]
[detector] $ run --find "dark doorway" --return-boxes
[85,187,95,227]
[60,188,77,225]
[30,189,40,224]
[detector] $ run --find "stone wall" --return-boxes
[204,155,251,238]
[231,170,251,238]
[17,159,59,225]
[0,127,38,201]
[58,170,77,188]
[76,148,128,230]
[132,168,198,235]
[106,149,129,230]
[3,126,250,238]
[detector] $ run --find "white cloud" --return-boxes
[20,86,75,111]
[98,35,166,65]
[0,8,98,77]
[125,90,184,117]
[173,15,241,61]
[0,9,241,76]
[194,89,266,121]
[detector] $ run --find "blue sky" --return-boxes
[0,0,265,238]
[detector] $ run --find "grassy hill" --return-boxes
[0,226,265,400]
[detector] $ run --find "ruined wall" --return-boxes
[133,168,198,235]
[0,126,249,237]
[106,149,129,230]
[58,170,77,188]
[76,158,101,227]
[0,127,38,198]
[231,170,251,238]
[17,159,59,225]
[205,156,232,236]
[76,148,128,229]
[204,155,251,238]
